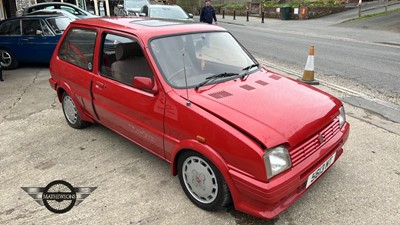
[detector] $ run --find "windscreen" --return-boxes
[126,0,148,8]
[46,17,72,34]
[149,7,188,19]
[150,32,256,88]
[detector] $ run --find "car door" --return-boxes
[91,32,165,158]
[57,27,98,119]
[19,18,59,63]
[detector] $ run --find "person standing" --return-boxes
[200,0,217,25]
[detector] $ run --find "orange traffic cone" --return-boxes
[299,46,319,85]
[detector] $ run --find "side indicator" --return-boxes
[196,135,206,143]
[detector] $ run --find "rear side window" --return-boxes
[58,28,97,70]
[0,20,21,35]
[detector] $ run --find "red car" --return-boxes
[49,17,350,219]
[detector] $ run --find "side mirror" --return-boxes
[36,30,43,35]
[139,13,146,17]
[133,77,158,94]
[188,13,193,18]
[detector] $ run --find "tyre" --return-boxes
[61,92,90,129]
[0,49,19,70]
[178,151,232,211]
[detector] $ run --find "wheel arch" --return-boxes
[56,83,95,123]
[170,139,240,205]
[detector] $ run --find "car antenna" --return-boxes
[182,51,191,106]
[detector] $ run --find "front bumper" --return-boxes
[229,122,350,219]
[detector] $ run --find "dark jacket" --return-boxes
[200,6,217,24]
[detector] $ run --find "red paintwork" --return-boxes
[49,18,350,219]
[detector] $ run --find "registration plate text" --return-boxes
[306,152,336,189]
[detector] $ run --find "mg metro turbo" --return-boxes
[49,18,350,219]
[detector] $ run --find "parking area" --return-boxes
[0,67,399,224]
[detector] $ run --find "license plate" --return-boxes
[306,152,336,189]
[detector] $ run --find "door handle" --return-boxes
[95,81,106,89]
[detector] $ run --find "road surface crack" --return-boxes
[2,71,40,121]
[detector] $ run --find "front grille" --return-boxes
[290,119,340,167]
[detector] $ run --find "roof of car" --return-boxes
[70,17,225,39]
[146,4,183,8]
[25,2,80,8]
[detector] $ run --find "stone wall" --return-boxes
[267,5,345,19]
[179,0,346,19]
[220,5,346,19]
[306,5,346,18]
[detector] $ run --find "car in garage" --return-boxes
[22,2,97,19]
[0,15,73,69]
[139,5,193,21]
[48,17,350,219]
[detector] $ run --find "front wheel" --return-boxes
[61,92,90,129]
[0,49,19,70]
[178,151,232,211]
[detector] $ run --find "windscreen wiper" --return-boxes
[241,63,260,79]
[195,72,239,90]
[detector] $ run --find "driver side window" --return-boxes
[99,33,153,86]
[22,19,42,36]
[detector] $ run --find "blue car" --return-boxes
[0,15,72,69]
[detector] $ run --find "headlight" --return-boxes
[263,145,292,179]
[338,106,346,128]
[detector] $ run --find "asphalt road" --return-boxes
[219,18,400,106]
[0,64,399,224]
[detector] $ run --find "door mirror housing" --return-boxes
[36,30,43,35]
[133,77,158,94]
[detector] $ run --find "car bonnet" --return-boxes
[175,70,341,148]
